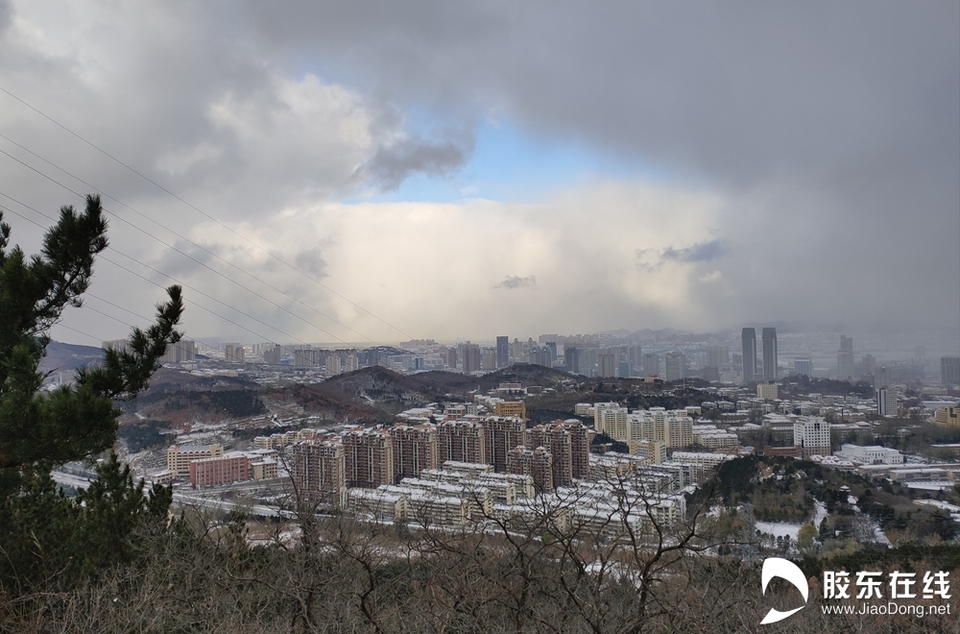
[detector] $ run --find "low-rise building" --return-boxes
[670,451,736,470]
[189,453,249,486]
[167,443,224,478]
[757,383,779,400]
[834,444,904,465]
[932,407,960,427]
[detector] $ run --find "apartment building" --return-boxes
[166,444,224,478]
[342,427,395,488]
[289,439,348,508]
[482,416,527,473]
[391,421,439,481]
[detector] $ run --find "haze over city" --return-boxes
[0,1,957,352]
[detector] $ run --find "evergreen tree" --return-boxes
[0,195,183,589]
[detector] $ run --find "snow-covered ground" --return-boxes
[754,500,828,540]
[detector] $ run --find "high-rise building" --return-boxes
[289,439,347,508]
[342,428,395,488]
[741,328,757,384]
[942,357,960,388]
[529,420,589,486]
[837,335,855,380]
[706,346,728,370]
[595,404,628,440]
[794,358,813,377]
[510,338,524,363]
[627,345,643,376]
[391,422,439,481]
[460,343,481,373]
[793,416,831,458]
[625,409,693,448]
[665,352,685,382]
[597,351,617,378]
[436,420,486,465]
[224,344,245,363]
[565,346,580,374]
[642,353,660,377]
[481,347,497,371]
[876,388,898,417]
[482,416,527,472]
[761,327,778,382]
[328,355,345,376]
[263,344,282,365]
[528,345,553,368]
[506,445,554,493]
[876,365,892,388]
[840,335,854,353]
[163,339,197,363]
[496,336,509,369]
[862,354,877,377]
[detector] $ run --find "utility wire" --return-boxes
[0,132,379,346]
[0,193,326,358]
[0,148,354,346]
[0,83,413,339]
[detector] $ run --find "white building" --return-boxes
[834,444,904,465]
[876,388,898,417]
[793,416,831,458]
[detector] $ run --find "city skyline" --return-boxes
[0,2,957,348]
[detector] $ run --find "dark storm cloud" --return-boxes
[3,1,957,339]
[243,1,958,192]
[496,275,536,290]
[356,133,474,191]
[237,0,958,329]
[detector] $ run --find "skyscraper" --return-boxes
[837,335,855,380]
[461,343,481,373]
[496,336,509,369]
[942,357,960,388]
[741,328,757,384]
[706,345,729,370]
[665,352,685,381]
[642,353,659,377]
[627,345,643,376]
[597,351,617,378]
[761,327,778,382]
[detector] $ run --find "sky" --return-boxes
[0,1,957,349]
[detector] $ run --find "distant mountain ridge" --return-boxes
[276,363,573,423]
[40,341,104,377]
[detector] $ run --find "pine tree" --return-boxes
[0,195,183,589]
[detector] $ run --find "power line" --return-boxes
[0,132,381,346]
[0,83,413,340]
[0,149,355,346]
[0,192,317,358]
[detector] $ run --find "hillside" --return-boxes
[271,363,577,423]
[39,340,104,377]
